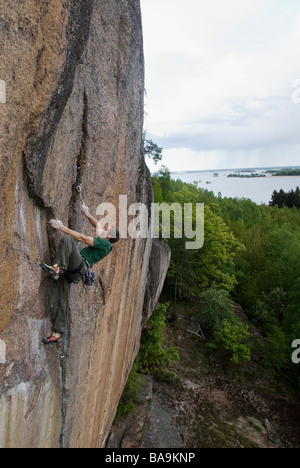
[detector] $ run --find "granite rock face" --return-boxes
[0,0,170,448]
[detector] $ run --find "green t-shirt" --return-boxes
[80,238,112,267]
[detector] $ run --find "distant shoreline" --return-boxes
[168,167,300,205]
[267,175,300,178]
[171,166,300,175]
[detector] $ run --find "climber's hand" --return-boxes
[49,219,64,231]
[80,204,90,217]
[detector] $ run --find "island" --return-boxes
[268,169,300,177]
[227,173,266,178]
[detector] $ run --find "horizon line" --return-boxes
[169,165,300,174]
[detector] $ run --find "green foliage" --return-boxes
[209,319,252,364]
[260,326,290,377]
[270,186,300,209]
[152,169,245,299]
[201,289,252,365]
[193,205,244,292]
[115,303,179,421]
[153,179,163,203]
[152,167,300,384]
[114,361,144,422]
[271,169,300,177]
[252,288,287,335]
[199,288,236,331]
[137,303,179,379]
[143,131,163,165]
[152,166,172,200]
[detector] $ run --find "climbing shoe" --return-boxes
[42,334,63,345]
[40,263,60,280]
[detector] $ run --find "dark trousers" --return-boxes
[49,236,87,334]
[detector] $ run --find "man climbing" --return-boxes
[40,204,120,345]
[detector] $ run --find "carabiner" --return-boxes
[77,185,84,204]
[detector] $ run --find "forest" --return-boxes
[151,167,300,387]
[269,187,300,209]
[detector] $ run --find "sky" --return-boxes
[141,0,300,172]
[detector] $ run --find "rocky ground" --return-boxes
[107,314,300,449]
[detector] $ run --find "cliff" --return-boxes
[0,0,170,448]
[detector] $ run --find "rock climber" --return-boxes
[40,204,120,345]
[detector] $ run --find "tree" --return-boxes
[260,326,290,376]
[269,186,300,209]
[209,320,252,365]
[152,166,172,200]
[152,177,245,305]
[143,131,163,165]
[199,288,236,331]
[137,303,179,379]
[152,179,163,203]
[295,186,300,209]
[194,205,245,292]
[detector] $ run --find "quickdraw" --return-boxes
[77,185,84,205]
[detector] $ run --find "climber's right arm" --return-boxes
[49,219,94,247]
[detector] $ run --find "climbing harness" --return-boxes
[84,269,96,287]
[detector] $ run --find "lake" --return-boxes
[170,168,300,205]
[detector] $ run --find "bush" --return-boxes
[199,288,236,331]
[260,326,290,377]
[137,303,179,379]
[209,319,252,364]
[115,303,179,422]
[114,361,144,422]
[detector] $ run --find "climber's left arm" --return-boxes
[49,219,94,247]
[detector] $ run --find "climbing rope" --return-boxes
[75,186,86,248]
[59,185,86,449]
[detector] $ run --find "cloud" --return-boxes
[141,0,300,170]
[158,97,300,151]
